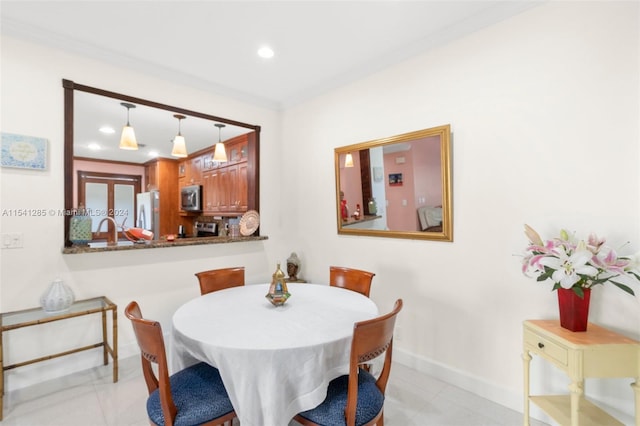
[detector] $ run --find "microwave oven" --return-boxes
[181,185,202,212]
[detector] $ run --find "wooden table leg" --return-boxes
[522,350,531,426]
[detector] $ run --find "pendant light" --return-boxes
[171,114,188,158]
[345,152,354,167]
[119,102,138,150]
[213,123,228,162]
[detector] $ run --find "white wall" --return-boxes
[1,1,639,423]
[283,1,639,422]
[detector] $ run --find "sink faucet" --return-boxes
[97,217,120,246]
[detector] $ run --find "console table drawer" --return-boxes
[524,328,568,366]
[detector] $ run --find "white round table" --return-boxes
[171,283,379,426]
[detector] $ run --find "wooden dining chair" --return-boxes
[295,299,403,426]
[329,266,376,297]
[124,301,236,426]
[195,266,245,295]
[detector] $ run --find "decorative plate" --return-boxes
[239,210,260,236]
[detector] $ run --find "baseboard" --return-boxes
[393,348,552,424]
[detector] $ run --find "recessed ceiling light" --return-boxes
[257,46,274,59]
[148,151,159,157]
[99,126,115,134]
[88,143,101,150]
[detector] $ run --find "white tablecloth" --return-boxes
[171,283,378,426]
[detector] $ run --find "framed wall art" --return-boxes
[388,173,403,186]
[1,133,48,170]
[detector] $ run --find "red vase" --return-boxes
[557,288,591,332]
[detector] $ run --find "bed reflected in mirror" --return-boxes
[335,124,452,241]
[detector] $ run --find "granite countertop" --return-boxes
[62,235,268,254]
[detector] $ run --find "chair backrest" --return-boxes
[346,299,403,426]
[124,301,177,424]
[329,266,375,297]
[195,266,245,295]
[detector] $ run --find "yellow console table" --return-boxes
[522,320,639,426]
[0,296,118,420]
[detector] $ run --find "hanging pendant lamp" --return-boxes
[171,114,188,158]
[119,102,138,150]
[345,152,354,167]
[213,123,228,162]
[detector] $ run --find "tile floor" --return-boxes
[1,355,548,426]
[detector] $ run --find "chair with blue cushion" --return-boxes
[124,301,236,426]
[295,299,403,426]
[329,266,375,298]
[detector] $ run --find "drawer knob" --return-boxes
[538,342,545,349]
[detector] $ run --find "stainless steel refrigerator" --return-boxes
[136,190,159,238]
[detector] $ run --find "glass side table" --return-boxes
[0,296,118,420]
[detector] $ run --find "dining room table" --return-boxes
[171,282,379,426]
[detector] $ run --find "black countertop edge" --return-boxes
[62,235,268,254]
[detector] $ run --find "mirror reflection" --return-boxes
[64,80,260,248]
[335,125,452,241]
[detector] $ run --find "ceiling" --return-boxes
[1,1,542,110]
[1,1,541,163]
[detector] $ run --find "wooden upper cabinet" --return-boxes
[238,162,248,211]
[232,162,248,212]
[177,131,252,216]
[202,169,220,213]
[189,156,203,185]
[227,136,248,164]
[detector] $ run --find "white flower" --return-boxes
[537,246,598,289]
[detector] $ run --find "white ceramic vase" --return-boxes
[40,278,75,314]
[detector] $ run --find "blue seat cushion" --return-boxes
[147,362,234,426]
[298,369,384,426]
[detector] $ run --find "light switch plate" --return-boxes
[2,233,23,249]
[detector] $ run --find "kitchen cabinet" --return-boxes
[231,162,248,211]
[201,153,214,171]
[201,163,247,215]
[178,133,251,216]
[187,156,202,185]
[202,169,221,213]
[181,155,203,185]
[144,158,179,236]
[218,134,249,214]
[218,167,232,212]
[227,135,248,164]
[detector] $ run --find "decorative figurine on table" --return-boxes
[285,252,306,283]
[266,263,291,306]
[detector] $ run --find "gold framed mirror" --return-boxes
[335,124,452,241]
